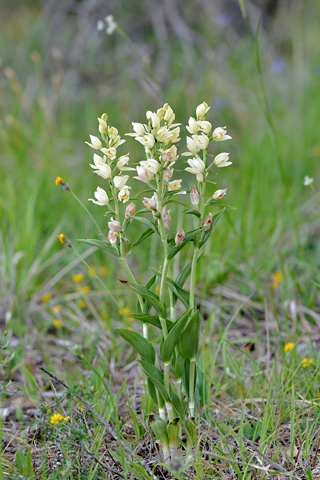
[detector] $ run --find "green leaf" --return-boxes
[15,449,27,474]
[168,227,204,260]
[199,208,226,248]
[149,415,169,446]
[145,274,157,290]
[148,378,161,406]
[173,352,185,380]
[170,389,187,420]
[129,228,154,254]
[150,269,191,308]
[127,282,166,318]
[175,253,203,288]
[130,313,173,330]
[160,309,192,363]
[182,208,201,217]
[131,215,158,234]
[77,238,119,257]
[179,310,201,359]
[138,360,171,403]
[116,328,156,364]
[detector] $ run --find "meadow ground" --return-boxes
[1,1,320,478]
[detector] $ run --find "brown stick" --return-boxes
[40,366,157,480]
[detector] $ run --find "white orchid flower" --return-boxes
[198,121,212,135]
[88,187,109,206]
[213,188,227,199]
[185,158,206,182]
[186,117,200,134]
[139,159,160,174]
[134,166,154,183]
[213,152,232,167]
[93,164,112,179]
[192,134,209,150]
[90,154,106,169]
[100,147,117,160]
[168,179,182,191]
[118,185,131,203]
[86,135,102,150]
[303,176,314,186]
[114,175,129,189]
[136,134,155,149]
[196,101,210,120]
[212,127,232,142]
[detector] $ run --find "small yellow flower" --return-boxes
[271,269,284,289]
[99,266,107,276]
[302,357,315,368]
[50,305,61,314]
[284,342,295,352]
[155,285,160,295]
[78,285,91,294]
[53,319,63,328]
[79,300,87,309]
[312,146,320,157]
[72,273,85,282]
[55,176,64,185]
[50,413,72,424]
[57,233,66,244]
[119,307,132,316]
[41,292,52,303]
[87,265,97,277]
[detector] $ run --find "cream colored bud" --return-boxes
[108,126,118,139]
[212,188,227,200]
[146,110,161,129]
[117,155,130,170]
[108,218,122,232]
[157,107,165,118]
[98,118,107,134]
[164,104,175,125]
[203,213,213,231]
[88,187,109,206]
[163,167,173,183]
[175,228,185,245]
[143,193,158,211]
[199,121,212,135]
[196,101,210,121]
[213,152,232,167]
[162,206,171,229]
[190,186,199,205]
[125,202,136,219]
[168,126,180,144]
[93,164,112,179]
[108,231,118,244]
[101,113,108,122]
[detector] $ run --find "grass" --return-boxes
[1,1,320,478]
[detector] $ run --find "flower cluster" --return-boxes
[50,413,72,425]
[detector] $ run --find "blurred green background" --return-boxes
[1,0,320,329]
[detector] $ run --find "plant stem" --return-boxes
[189,358,196,417]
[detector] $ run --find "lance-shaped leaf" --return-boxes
[179,310,201,359]
[148,378,164,407]
[170,389,187,420]
[77,238,119,257]
[173,353,185,380]
[128,228,154,254]
[199,208,226,248]
[182,208,201,217]
[138,360,171,403]
[150,269,191,309]
[116,328,156,364]
[167,227,204,260]
[160,309,192,363]
[126,282,166,318]
[131,215,159,234]
[149,415,169,460]
[129,313,173,331]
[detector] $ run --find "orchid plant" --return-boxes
[56,101,233,465]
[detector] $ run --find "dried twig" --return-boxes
[40,367,158,480]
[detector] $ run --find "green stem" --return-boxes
[189,358,196,417]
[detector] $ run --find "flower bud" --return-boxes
[98,117,107,134]
[203,213,213,231]
[125,202,136,219]
[55,176,70,191]
[85,135,102,150]
[143,193,158,211]
[175,228,185,245]
[190,186,199,206]
[57,233,71,247]
[108,231,118,244]
[135,166,154,183]
[108,218,122,233]
[114,175,129,189]
[212,188,227,200]
[196,101,210,121]
[162,206,171,229]
[163,167,173,183]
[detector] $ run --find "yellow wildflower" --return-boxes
[301,357,315,368]
[284,342,295,352]
[271,269,284,289]
[119,307,132,316]
[312,146,320,157]
[50,413,72,424]
[55,176,65,185]
[72,273,85,282]
[79,300,87,309]
[53,319,63,328]
[155,285,160,294]
[87,264,97,277]
[99,266,107,276]
[78,285,91,294]
[57,233,66,244]
[41,292,52,303]
[50,305,61,314]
